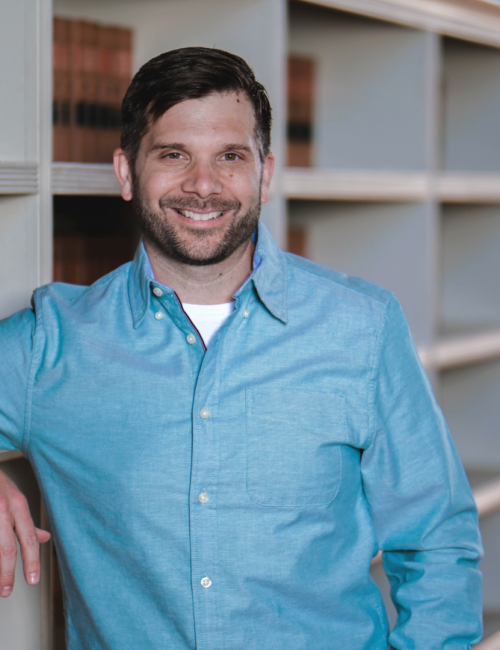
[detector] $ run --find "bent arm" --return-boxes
[0,308,50,596]
[362,296,483,649]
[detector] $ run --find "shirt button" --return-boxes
[186,333,196,344]
[200,408,210,419]
[153,287,163,297]
[201,577,212,588]
[198,492,209,503]
[154,311,164,320]
[242,310,250,318]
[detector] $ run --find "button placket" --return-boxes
[190,349,222,647]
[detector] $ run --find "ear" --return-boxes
[260,152,275,205]
[113,149,134,201]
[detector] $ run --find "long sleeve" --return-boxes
[361,296,483,649]
[0,307,36,452]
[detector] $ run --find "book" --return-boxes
[53,233,136,285]
[69,20,86,163]
[53,17,132,163]
[287,56,314,167]
[287,227,307,258]
[52,18,71,161]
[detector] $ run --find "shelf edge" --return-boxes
[438,174,500,203]
[0,162,39,195]
[51,162,121,196]
[475,628,500,650]
[300,0,500,48]
[283,169,430,201]
[418,330,500,370]
[0,450,24,463]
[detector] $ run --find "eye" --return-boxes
[164,152,182,159]
[223,153,240,161]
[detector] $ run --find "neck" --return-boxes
[144,237,255,304]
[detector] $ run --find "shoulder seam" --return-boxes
[284,254,391,307]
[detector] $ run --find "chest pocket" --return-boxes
[245,388,345,507]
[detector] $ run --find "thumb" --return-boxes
[35,527,51,544]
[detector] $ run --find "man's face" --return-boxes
[116,92,274,266]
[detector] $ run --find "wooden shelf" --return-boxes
[418,329,500,370]
[51,162,121,196]
[439,173,500,202]
[0,162,39,195]
[301,0,500,48]
[476,628,500,650]
[0,450,24,463]
[52,165,500,203]
[283,169,429,201]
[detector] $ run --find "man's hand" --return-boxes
[0,469,50,597]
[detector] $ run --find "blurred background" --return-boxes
[1,0,500,648]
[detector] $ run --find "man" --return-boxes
[0,47,482,649]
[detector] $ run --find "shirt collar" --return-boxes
[128,220,288,328]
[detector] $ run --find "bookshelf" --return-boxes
[2,0,500,648]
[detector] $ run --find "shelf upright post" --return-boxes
[39,0,53,288]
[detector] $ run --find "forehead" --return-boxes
[145,92,257,146]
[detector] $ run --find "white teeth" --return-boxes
[179,210,223,221]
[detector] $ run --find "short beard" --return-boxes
[132,177,261,267]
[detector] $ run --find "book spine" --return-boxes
[70,20,85,162]
[82,22,100,163]
[98,26,116,163]
[287,56,314,167]
[52,17,61,161]
[52,18,72,161]
[287,227,307,257]
[55,18,133,163]
[116,28,133,153]
[107,27,122,162]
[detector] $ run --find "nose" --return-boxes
[180,158,223,198]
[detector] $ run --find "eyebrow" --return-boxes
[220,144,253,155]
[148,142,254,155]
[149,143,186,153]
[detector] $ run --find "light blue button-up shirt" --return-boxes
[0,222,482,649]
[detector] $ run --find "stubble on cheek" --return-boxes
[131,176,262,266]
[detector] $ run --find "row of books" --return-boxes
[287,56,314,167]
[53,32,310,167]
[53,17,132,163]
[53,234,137,285]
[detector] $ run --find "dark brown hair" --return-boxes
[121,46,272,166]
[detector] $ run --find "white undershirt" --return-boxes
[182,302,236,347]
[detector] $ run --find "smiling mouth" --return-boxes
[176,209,224,221]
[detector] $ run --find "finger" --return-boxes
[11,494,41,586]
[0,496,17,597]
[35,527,51,544]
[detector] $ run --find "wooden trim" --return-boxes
[418,330,500,370]
[299,0,500,48]
[438,174,500,203]
[476,628,500,650]
[472,477,500,519]
[0,163,39,194]
[0,450,24,462]
[50,165,500,203]
[51,162,121,195]
[283,168,430,201]
[39,0,53,286]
